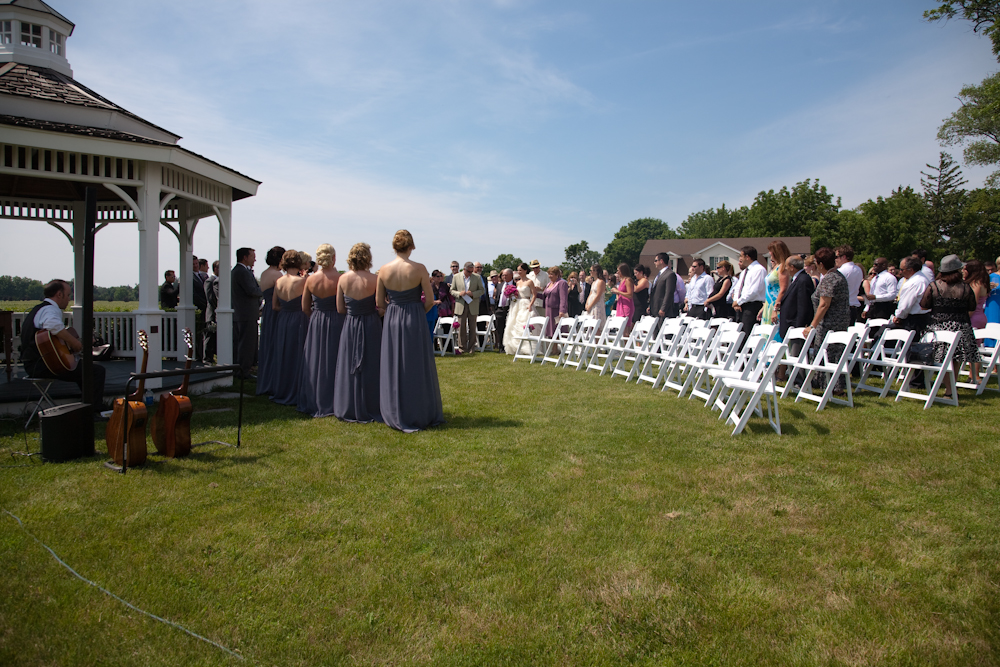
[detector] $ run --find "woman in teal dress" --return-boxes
[760,240,791,336]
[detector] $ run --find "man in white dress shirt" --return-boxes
[731,246,767,335]
[835,245,865,324]
[20,279,106,410]
[892,257,931,335]
[864,257,898,320]
[685,258,715,320]
[528,259,549,316]
[494,269,514,352]
[912,249,936,283]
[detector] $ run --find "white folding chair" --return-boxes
[749,323,778,343]
[476,314,495,352]
[611,318,656,381]
[512,316,549,363]
[957,324,1000,395]
[704,334,769,409]
[562,317,599,370]
[717,321,742,335]
[635,320,685,388]
[708,317,729,328]
[894,330,961,409]
[854,328,915,398]
[584,316,628,374]
[432,316,458,356]
[539,317,579,367]
[793,331,860,411]
[661,326,715,394]
[718,342,787,436]
[681,330,745,401]
[776,327,817,399]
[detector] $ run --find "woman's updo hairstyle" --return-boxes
[315,244,335,268]
[518,262,530,273]
[347,243,372,271]
[266,246,286,267]
[392,229,414,253]
[298,251,311,270]
[280,249,301,271]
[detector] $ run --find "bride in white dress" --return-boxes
[503,263,538,354]
[585,263,607,332]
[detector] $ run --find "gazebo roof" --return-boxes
[0,0,73,30]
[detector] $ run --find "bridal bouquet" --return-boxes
[504,284,518,299]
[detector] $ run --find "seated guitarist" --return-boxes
[20,279,106,410]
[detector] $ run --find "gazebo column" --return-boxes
[135,165,163,386]
[215,206,234,371]
[71,202,85,333]
[176,206,197,342]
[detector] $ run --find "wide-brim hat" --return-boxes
[529,259,541,269]
[939,254,964,273]
[489,270,499,278]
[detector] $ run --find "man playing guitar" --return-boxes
[20,279,106,411]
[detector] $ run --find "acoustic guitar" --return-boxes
[106,330,148,467]
[151,328,194,458]
[35,327,80,373]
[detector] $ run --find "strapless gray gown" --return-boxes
[297,295,345,417]
[333,294,383,423]
[380,286,444,432]
[269,295,308,406]
[256,287,276,395]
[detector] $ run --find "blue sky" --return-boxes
[5,0,999,285]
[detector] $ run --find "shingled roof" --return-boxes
[0,0,73,29]
[0,62,180,140]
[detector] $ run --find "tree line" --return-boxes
[0,276,139,302]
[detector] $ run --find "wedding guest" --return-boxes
[426,270,444,337]
[585,264,607,330]
[335,242,383,423]
[761,240,791,326]
[864,258,898,320]
[298,244,345,417]
[376,230,444,432]
[705,260,734,319]
[685,258,715,320]
[610,263,634,327]
[965,259,989,329]
[269,250,309,406]
[921,254,980,396]
[256,246,285,395]
[803,247,851,392]
[632,265,650,325]
[543,266,569,337]
[567,271,584,318]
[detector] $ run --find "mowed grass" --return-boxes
[1,353,998,665]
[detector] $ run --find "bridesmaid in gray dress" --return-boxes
[376,230,444,432]
[255,246,284,395]
[269,250,308,406]
[297,243,346,417]
[334,242,383,423]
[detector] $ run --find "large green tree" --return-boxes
[743,179,841,249]
[486,254,523,275]
[602,217,676,270]
[937,72,1000,186]
[953,187,1000,259]
[676,204,748,239]
[925,2,1000,59]
[561,240,601,276]
[856,186,936,264]
[921,151,969,252]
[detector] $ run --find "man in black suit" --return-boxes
[231,247,262,378]
[494,268,514,352]
[778,255,815,356]
[647,252,676,332]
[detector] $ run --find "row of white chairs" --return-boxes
[432,314,497,356]
[509,313,1000,436]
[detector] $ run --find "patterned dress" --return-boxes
[811,270,851,348]
[925,281,980,364]
[761,267,781,325]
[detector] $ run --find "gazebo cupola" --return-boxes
[0,0,74,77]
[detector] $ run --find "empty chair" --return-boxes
[634,320,686,387]
[776,326,817,399]
[716,321,742,335]
[854,328,915,398]
[703,333,769,409]
[432,316,458,356]
[661,326,715,394]
[539,316,579,366]
[681,329,745,401]
[512,316,549,363]
[610,318,657,381]
[957,323,1000,395]
[562,317,600,370]
[748,323,778,343]
[717,341,788,436]
[894,330,962,409]
[793,330,860,411]
[475,314,495,352]
[583,316,629,374]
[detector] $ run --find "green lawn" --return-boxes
[1,300,139,313]
[1,354,998,665]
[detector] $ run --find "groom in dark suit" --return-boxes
[231,247,262,378]
[647,252,676,332]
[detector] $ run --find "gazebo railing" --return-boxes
[9,311,181,360]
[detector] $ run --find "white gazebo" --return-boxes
[0,0,260,383]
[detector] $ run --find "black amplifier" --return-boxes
[40,402,95,462]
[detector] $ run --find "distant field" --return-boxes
[0,301,139,313]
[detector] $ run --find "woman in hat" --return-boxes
[920,254,980,396]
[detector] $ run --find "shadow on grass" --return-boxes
[438,414,524,429]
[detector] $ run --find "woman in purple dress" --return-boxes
[269,250,309,406]
[542,266,569,337]
[297,243,345,417]
[334,243,383,423]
